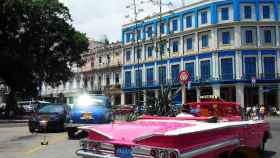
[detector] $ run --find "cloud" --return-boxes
[59,0,198,42]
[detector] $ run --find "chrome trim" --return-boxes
[181,138,240,158]
[65,123,94,128]
[76,149,119,158]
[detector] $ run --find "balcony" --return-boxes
[93,60,121,70]
[241,73,280,81]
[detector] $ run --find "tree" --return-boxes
[0,0,89,116]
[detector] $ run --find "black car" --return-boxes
[28,103,70,132]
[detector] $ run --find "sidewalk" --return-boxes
[0,119,28,124]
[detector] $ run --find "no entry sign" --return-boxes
[178,70,190,84]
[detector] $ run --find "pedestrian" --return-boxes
[260,104,265,120]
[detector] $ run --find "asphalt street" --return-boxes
[0,118,279,158]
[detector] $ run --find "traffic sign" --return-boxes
[178,70,190,84]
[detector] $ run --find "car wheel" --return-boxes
[67,128,76,139]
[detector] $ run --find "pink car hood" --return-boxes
[80,119,196,144]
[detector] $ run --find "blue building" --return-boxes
[121,0,280,108]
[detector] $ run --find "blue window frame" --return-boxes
[263,57,275,79]
[137,30,141,40]
[147,26,153,37]
[172,41,179,52]
[202,35,208,48]
[173,89,182,105]
[186,16,192,28]
[172,19,178,31]
[125,71,131,88]
[221,7,229,21]
[126,33,131,43]
[221,58,233,80]
[263,5,270,19]
[244,6,252,19]
[126,50,131,61]
[264,30,272,43]
[160,23,165,34]
[244,57,257,79]
[158,66,166,84]
[135,70,142,87]
[147,46,153,57]
[146,68,154,86]
[186,38,193,50]
[201,11,208,24]
[200,60,211,81]
[160,43,165,55]
[185,62,195,81]
[171,65,180,83]
[222,32,230,44]
[245,30,253,43]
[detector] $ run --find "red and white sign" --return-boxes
[178,70,190,84]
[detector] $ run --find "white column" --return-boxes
[277,50,280,75]
[133,93,136,105]
[258,85,264,105]
[257,26,261,47]
[195,32,199,52]
[167,60,171,81]
[182,85,186,104]
[236,83,245,107]
[276,26,280,47]
[211,28,218,50]
[213,85,221,97]
[121,91,125,105]
[111,95,115,106]
[277,84,280,106]
[196,87,200,102]
[155,89,159,99]
[154,63,158,83]
[195,56,200,79]
[143,90,147,107]
[235,51,242,80]
[234,26,241,48]
[143,64,146,84]
[180,36,184,55]
[131,67,135,86]
[212,53,219,79]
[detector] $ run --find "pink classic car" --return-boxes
[75,98,271,158]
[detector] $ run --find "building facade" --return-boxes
[41,40,123,106]
[121,0,280,108]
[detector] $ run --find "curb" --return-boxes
[0,120,28,124]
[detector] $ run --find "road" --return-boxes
[0,118,279,158]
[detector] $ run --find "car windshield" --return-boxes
[38,105,64,113]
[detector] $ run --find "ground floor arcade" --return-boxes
[121,83,280,108]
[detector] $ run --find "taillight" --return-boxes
[169,151,178,158]
[150,149,157,157]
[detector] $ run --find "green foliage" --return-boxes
[0,0,89,97]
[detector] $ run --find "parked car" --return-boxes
[76,96,271,158]
[28,103,70,132]
[65,94,112,139]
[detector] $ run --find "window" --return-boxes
[244,57,257,79]
[106,75,110,85]
[201,11,208,24]
[115,73,119,84]
[245,30,253,44]
[136,48,141,59]
[222,31,230,44]
[126,50,131,61]
[160,23,165,34]
[125,71,131,87]
[99,57,102,64]
[107,55,110,64]
[263,57,275,79]
[186,16,192,28]
[264,30,272,43]
[244,6,252,19]
[135,70,142,87]
[147,46,153,57]
[171,65,180,82]
[200,60,211,81]
[147,26,153,37]
[221,58,233,80]
[126,33,131,42]
[158,66,166,84]
[137,30,141,40]
[185,62,195,81]
[172,41,179,52]
[263,5,270,19]
[146,68,154,85]
[221,7,229,21]
[202,35,208,48]
[186,38,193,50]
[172,19,178,31]
[160,43,165,55]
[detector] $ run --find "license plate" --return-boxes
[81,112,93,120]
[115,146,132,158]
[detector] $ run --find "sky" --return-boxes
[60,0,197,42]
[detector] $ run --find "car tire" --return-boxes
[67,128,76,139]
